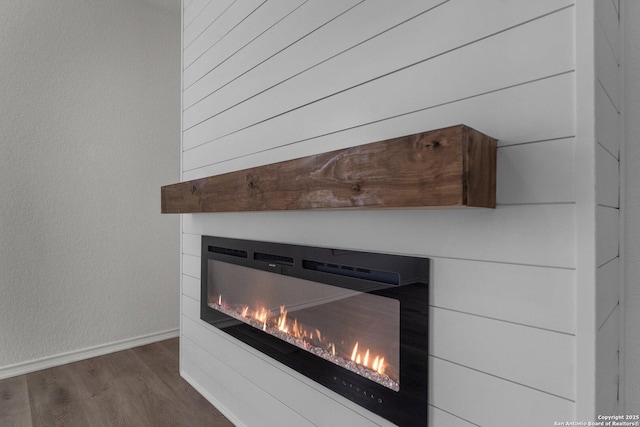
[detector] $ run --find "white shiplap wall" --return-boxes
[177,1,616,425]
[594,0,622,417]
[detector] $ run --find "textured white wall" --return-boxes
[0,0,180,370]
[624,0,640,415]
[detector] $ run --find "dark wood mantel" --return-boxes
[161,125,497,213]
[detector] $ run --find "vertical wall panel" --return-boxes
[594,0,622,416]
[623,0,640,415]
[596,206,620,268]
[596,0,621,61]
[596,81,622,158]
[596,307,620,416]
[597,143,620,208]
[597,258,620,330]
[595,21,621,111]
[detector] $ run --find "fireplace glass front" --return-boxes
[200,236,429,426]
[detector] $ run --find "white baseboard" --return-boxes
[0,328,179,381]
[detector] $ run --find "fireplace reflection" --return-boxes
[207,259,400,391]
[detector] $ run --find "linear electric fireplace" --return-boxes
[200,236,429,426]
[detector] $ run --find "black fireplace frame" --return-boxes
[200,235,429,427]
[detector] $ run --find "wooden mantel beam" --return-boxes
[161,125,496,213]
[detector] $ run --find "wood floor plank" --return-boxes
[27,364,92,427]
[134,341,180,379]
[160,337,180,357]
[133,341,234,426]
[89,344,213,426]
[0,338,233,427]
[63,355,135,427]
[113,368,203,427]
[0,375,33,427]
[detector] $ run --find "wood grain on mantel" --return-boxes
[161,125,497,213]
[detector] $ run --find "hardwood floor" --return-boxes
[0,339,234,427]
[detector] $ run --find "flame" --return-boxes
[214,300,392,380]
[254,307,269,326]
[293,319,300,338]
[277,306,288,333]
[350,343,386,375]
[351,342,359,361]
